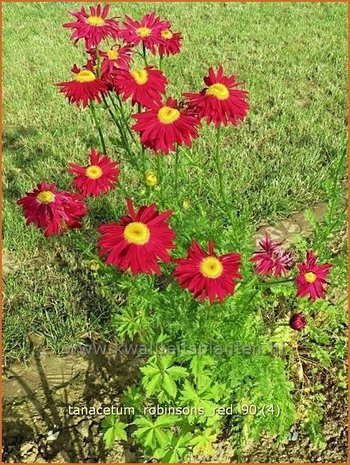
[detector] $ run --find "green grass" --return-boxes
[2,2,347,362]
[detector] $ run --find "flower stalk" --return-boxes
[89,101,107,154]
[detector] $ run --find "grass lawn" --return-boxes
[2,2,347,362]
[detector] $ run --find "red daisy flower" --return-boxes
[98,199,175,275]
[69,148,120,197]
[121,13,169,50]
[132,97,200,154]
[57,63,109,108]
[113,66,167,108]
[100,45,133,80]
[17,182,87,237]
[63,4,120,49]
[183,65,249,127]
[295,251,332,301]
[157,29,182,56]
[251,233,292,277]
[173,241,241,304]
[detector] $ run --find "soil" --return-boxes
[3,202,348,463]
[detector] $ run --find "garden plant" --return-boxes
[5,2,347,463]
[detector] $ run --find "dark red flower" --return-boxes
[98,199,175,275]
[156,29,182,56]
[121,13,169,50]
[57,63,109,108]
[183,65,249,127]
[113,66,167,108]
[69,148,120,197]
[100,45,133,80]
[173,241,241,304]
[132,97,200,154]
[295,251,332,301]
[63,4,120,49]
[289,313,307,331]
[17,182,87,237]
[251,233,292,277]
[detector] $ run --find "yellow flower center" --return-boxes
[107,49,119,60]
[75,70,96,83]
[158,106,181,124]
[86,16,105,26]
[131,69,148,85]
[144,171,158,187]
[206,83,229,100]
[124,221,150,245]
[161,29,173,40]
[137,26,151,37]
[304,271,317,283]
[36,191,55,204]
[200,256,223,279]
[85,165,103,179]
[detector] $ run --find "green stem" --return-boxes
[137,103,146,176]
[142,43,148,66]
[89,102,107,154]
[213,125,237,232]
[174,144,179,195]
[114,93,139,146]
[159,55,163,70]
[95,48,101,78]
[156,154,163,200]
[103,94,139,171]
[214,125,226,206]
[260,278,294,286]
[102,94,127,147]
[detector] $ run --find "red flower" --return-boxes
[289,313,307,332]
[114,66,167,108]
[183,65,249,127]
[98,199,175,275]
[251,233,292,277]
[63,4,120,49]
[57,63,109,108]
[132,97,199,154]
[173,241,241,304]
[100,45,133,80]
[295,251,332,301]
[121,13,169,50]
[69,148,120,197]
[17,182,87,237]
[157,29,182,56]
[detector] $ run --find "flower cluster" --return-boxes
[250,233,332,331]
[251,233,332,303]
[18,5,332,331]
[17,148,119,232]
[57,5,249,156]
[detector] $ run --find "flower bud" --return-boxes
[89,259,100,272]
[289,313,306,331]
[144,170,158,187]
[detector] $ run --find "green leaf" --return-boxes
[154,428,171,448]
[133,416,176,450]
[102,415,127,448]
[160,354,174,370]
[155,415,179,427]
[191,429,217,455]
[143,372,162,397]
[163,372,178,398]
[167,365,189,379]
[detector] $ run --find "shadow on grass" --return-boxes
[3,125,56,202]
